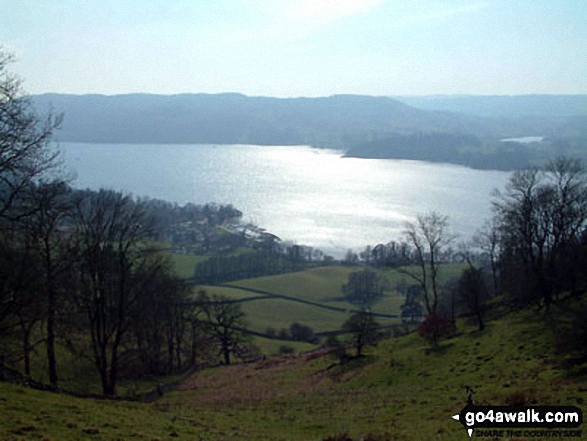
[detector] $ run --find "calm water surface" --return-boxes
[60,143,511,257]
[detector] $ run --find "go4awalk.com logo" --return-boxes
[451,388,583,439]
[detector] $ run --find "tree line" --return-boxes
[0,181,195,394]
[352,159,587,353]
[191,245,322,285]
[0,174,262,395]
[345,132,535,171]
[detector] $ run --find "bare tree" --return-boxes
[0,48,62,377]
[544,158,587,300]
[20,180,73,386]
[473,219,501,296]
[492,168,542,306]
[131,254,192,375]
[457,267,488,331]
[196,291,248,366]
[400,285,424,323]
[342,313,379,357]
[72,189,153,395]
[493,159,587,308]
[0,239,43,374]
[401,211,454,314]
[0,48,61,221]
[341,269,389,310]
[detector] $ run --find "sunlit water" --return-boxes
[59,143,511,258]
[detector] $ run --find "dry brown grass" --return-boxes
[178,352,331,405]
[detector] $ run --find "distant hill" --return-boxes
[394,94,587,118]
[32,93,499,147]
[31,93,587,170]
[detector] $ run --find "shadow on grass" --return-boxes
[321,354,378,380]
[424,342,456,355]
[467,323,494,339]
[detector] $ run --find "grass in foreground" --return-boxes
[2,301,586,440]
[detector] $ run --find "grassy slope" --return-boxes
[2,303,585,440]
[160,306,586,440]
[252,337,317,356]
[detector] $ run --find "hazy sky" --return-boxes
[2,0,586,97]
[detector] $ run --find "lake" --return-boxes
[59,143,511,258]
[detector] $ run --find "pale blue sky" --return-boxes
[2,0,586,96]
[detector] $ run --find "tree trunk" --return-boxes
[222,340,231,365]
[167,335,174,374]
[176,338,182,372]
[23,328,31,376]
[46,292,58,386]
[107,344,119,396]
[190,323,197,366]
[490,257,499,296]
[45,241,58,387]
[476,310,485,331]
[98,357,108,396]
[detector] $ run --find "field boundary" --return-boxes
[221,284,399,319]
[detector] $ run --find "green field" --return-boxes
[167,247,255,279]
[2,300,585,440]
[196,266,407,338]
[197,265,467,339]
[168,253,209,279]
[232,266,362,306]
